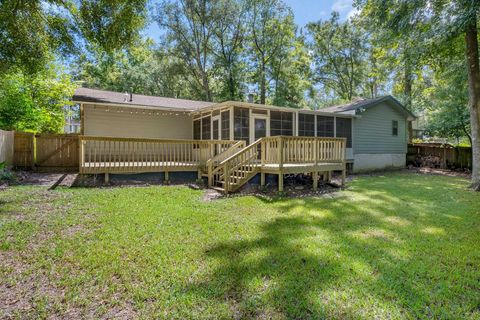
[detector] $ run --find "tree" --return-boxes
[270,29,312,108]
[74,39,191,98]
[424,58,471,143]
[307,13,368,101]
[0,0,148,75]
[212,0,248,101]
[156,0,218,101]
[355,0,480,190]
[0,64,76,132]
[247,0,295,104]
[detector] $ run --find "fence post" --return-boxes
[277,136,283,170]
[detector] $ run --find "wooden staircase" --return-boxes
[208,139,262,193]
[207,136,347,194]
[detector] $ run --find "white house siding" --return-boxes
[352,102,408,172]
[83,104,193,139]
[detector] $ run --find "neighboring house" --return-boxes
[73,88,415,173]
[64,105,81,133]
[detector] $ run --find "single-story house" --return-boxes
[73,88,415,173]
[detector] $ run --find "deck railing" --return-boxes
[79,136,237,174]
[261,136,346,165]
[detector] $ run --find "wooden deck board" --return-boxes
[81,161,200,174]
[260,162,344,174]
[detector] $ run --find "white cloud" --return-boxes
[331,0,353,13]
[346,7,359,19]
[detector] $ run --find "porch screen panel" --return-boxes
[234,107,249,142]
[270,111,293,136]
[336,117,352,148]
[193,119,201,140]
[316,116,334,137]
[298,113,315,136]
[221,110,230,140]
[201,116,211,140]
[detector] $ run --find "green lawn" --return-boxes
[1,172,479,319]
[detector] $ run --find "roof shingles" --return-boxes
[72,88,215,111]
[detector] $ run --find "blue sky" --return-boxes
[144,0,355,40]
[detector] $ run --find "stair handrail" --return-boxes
[207,140,246,186]
[206,140,246,167]
[216,138,263,192]
[218,138,262,166]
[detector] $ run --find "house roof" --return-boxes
[320,96,416,120]
[72,88,216,111]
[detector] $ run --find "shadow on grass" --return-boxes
[183,173,473,318]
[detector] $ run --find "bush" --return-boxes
[0,162,16,183]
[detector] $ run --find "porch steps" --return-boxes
[207,136,347,194]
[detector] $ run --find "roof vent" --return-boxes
[247,93,254,103]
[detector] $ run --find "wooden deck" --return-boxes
[79,135,346,192]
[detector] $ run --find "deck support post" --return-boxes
[261,172,265,186]
[164,171,169,184]
[105,173,109,185]
[341,163,346,187]
[313,171,318,191]
[278,173,284,192]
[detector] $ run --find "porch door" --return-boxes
[251,116,268,159]
[212,115,221,155]
[212,116,221,140]
[254,118,267,141]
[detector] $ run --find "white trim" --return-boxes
[73,100,193,113]
[212,114,221,140]
[229,106,234,141]
[250,114,269,143]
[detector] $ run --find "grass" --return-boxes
[1,172,479,319]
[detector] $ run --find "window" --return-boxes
[193,119,201,140]
[336,117,352,148]
[298,113,315,136]
[270,111,293,136]
[201,116,211,140]
[221,110,230,140]
[212,119,219,140]
[234,107,249,142]
[316,116,334,137]
[392,120,398,136]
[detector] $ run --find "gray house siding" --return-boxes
[349,101,408,172]
[353,102,407,154]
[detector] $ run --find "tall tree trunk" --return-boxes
[228,67,236,100]
[260,60,266,104]
[404,60,414,142]
[465,20,480,190]
[202,72,212,102]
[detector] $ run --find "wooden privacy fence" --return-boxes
[13,132,34,168]
[407,143,472,169]
[11,132,79,170]
[79,136,237,174]
[0,129,14,165]
[35,134,79,169]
